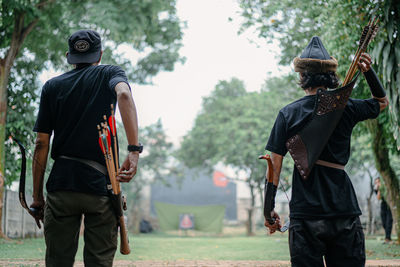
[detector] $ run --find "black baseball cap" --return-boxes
[67,30,102,64]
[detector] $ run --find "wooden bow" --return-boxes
[259,154,289,232]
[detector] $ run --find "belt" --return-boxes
[315,160,345,170]
[59,155,107,175]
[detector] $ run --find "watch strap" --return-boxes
[127,144,143,153]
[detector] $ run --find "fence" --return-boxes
[1,189,43,238]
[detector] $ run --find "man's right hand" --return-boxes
[264,210,282,234]
[117,152,139,183]
[30,198,45,229]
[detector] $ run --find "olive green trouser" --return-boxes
[44,191,118,267]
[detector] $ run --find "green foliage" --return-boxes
[1,0,185,83]
[178,77,302,198]
[4,58,40,186]
[370,0,400,150]
[119,119,175,208]
[2,0,184,186]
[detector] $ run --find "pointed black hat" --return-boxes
[293,36,338,73]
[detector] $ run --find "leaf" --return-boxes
[386,52,395,82]
[395,43,400,69]
[382,43,391,74]
[387,18,394,44]
[384,0,391,22]
[372,39,385,65]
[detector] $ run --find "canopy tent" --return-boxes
[154,202,225,233]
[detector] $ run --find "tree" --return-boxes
[118,119,176,233]
[239,0,400,243]
[0,0,184,237]
[177,77,298,235]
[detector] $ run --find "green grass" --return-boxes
[0,232,399,261]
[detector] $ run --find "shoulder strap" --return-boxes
[59,155,107,176]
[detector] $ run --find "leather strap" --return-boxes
[315,160,345,170]
[59,155,107,175]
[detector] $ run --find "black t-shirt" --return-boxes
[33,65,129,195]
[266,94,380,219]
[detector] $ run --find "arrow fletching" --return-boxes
[358,24,370,48]
[106,127,112,147]
[98,137,106,154]
[109,115,116,136]
[101,134,109,154]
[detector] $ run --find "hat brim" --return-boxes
[293,56,338,73]
[67,50,101,64]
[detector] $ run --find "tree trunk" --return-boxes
[257,180,264,220]
[246,182,256,236]
[366,193,373,235]
[0,61,11,239]
[365,168,375,235]
[368,120,400,243]
[0,10,40,239]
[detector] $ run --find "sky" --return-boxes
[40,0,290,146]
[126,0,289,145]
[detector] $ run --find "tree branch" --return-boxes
[20,18,39,43]
[4,13,25,69]
[36,0,54,8]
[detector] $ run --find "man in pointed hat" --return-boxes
[263,36,388,267]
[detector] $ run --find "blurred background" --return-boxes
[1,0,399,248]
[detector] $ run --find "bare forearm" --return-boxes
[116,82,139,146]
[270,152,283,186]
[32,133,50,201]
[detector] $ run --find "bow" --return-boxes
[259,154,289,232]
[13,137,43,228]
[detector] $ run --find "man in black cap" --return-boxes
[30,29,142,267]
[264,36,388,267]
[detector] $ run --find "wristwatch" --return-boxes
[127,143,143,153]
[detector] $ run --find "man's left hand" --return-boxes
[358,53,372,72]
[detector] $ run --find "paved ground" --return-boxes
[1,260,400,266]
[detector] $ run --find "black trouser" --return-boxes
[289,217,365,267]
[44,191,118,267]
[381,200,393,240]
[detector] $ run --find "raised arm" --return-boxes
[358,53,389,111]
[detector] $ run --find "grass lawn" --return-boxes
[0,231,399,261]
